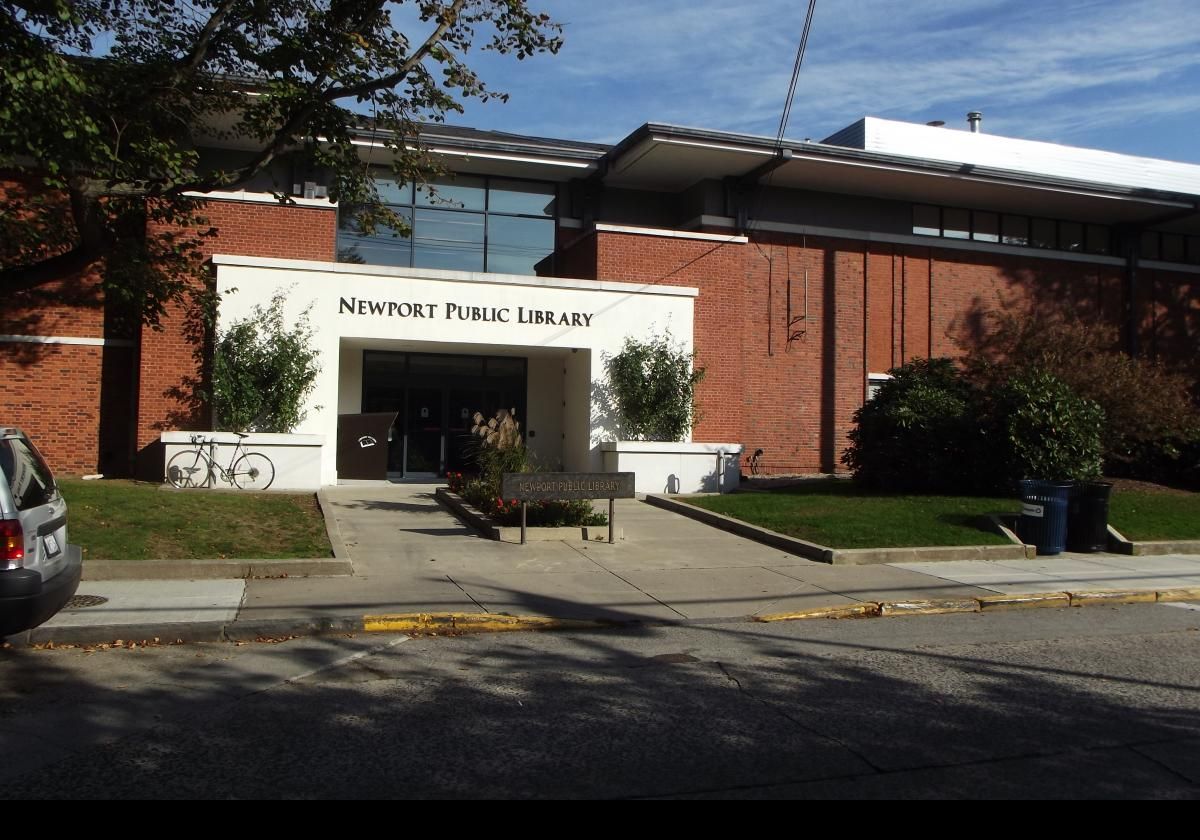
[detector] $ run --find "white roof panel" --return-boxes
[826,117,1200,198]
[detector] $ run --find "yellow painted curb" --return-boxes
[977,592,1071,611]
[1157,587,1200,603]
[880,598,981,616]
[757,603,881,622]
[362,612,594,635]
[1069,590,1158,607]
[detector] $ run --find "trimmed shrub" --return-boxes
[842,358,980,493]
[844,359,1106,494]
[989,369,1104,486]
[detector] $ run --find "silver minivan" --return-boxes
[0,428,82,637]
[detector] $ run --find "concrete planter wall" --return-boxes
[160,432,324,491]
[600,441,743,494]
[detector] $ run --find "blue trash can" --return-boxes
[1016,480,1072,555]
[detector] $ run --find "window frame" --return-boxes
[338,171,559,275]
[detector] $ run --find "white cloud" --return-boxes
[453,0,1200,158]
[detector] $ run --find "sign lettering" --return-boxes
[501,472,635,501]
[338,297,593,327]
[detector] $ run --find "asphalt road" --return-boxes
[2,603,1199,799]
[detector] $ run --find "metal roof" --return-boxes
[823,117,1200,200]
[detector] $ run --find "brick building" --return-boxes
[4,114,1199,487]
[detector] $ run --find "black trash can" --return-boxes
[1067,481,1113,553]
[1016,480,1072,555]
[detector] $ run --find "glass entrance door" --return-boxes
[405,387,443,474]
[447,388,481,473]
[361,351,527,478]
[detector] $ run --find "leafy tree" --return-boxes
[961,309,1199,477]
[607,333,705,442]
[211,291,320,432]
[0,0,562,322]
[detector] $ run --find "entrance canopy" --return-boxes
[212,255,698,485]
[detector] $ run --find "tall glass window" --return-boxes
[338,172,557,274]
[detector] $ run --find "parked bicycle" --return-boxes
[166,433,276,490]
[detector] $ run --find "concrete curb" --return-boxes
[434,488,618,543]
[978,592,1072,611]
[224,615,365,641]
[757,604,880,621]
[880,598,981,616]
[644,493,831,561]
[316,487,352,560]
[82,558,354,581]
[1106,525,1200,556]
[1068,589,1158,606]
[23,621,229,646]
[986,514,1038,558]
[1157,587,1200,602]
[13,587,1200,647]
[645,494,1031,565]
[361,612,614,635]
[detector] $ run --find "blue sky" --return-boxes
[446,0,1200,163]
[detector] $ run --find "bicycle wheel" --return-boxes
[232,452,275,490]
[167,450,211,489]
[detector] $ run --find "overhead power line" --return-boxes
[775,0,819,148]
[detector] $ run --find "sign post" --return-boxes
[500,472,636,545]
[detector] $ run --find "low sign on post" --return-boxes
[500,472,635,545]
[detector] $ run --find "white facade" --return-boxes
[212,255,699,486]
[161,431,323,490]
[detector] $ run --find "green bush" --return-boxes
[842,358,980,493]
[843,360,1106,494]
[607,333,704,441]
[962,310,1199,481]
[211,292,320,432]
[990,369,1104,486]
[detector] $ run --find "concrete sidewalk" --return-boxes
[17,484,1200,644]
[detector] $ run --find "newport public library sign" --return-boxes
[338,297,595,327]
[501,471,635,544]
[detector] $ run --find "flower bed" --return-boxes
[447,470,606,527]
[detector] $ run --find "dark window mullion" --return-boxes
[483,175,491,272]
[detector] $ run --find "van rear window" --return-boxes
[0,437,56,511]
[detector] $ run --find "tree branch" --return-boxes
[322,0,465,103]
[178,0,239,75]
[176,1,464,196]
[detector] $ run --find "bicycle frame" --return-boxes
[167,433,276,490]
[180,434,248,486]
[201,435,248,484]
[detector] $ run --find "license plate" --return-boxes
[43,533,60,557]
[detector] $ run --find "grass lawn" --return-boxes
[1109,491,1200,541]
[60,479,332,561]
[688,479,1200,548]
[687,481,1016,549]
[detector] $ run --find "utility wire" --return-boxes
[752,0,818,355]
[774,0,819,149]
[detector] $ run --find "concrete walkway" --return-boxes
[22,483,1200,644]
